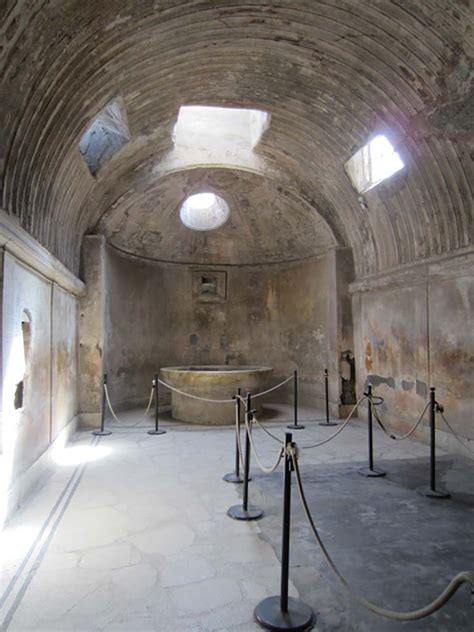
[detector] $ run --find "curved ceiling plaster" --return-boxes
[0,1,472,275]
[97,167,335,264]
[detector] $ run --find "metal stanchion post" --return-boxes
[417,387,450,499]
[254,433,315,631]
[148,372,166,435]
[224,387,246,484]
[287,370,304,430]
[227,393,263,520]
[93,373,112,436]
[319,368,338,426]
[358,384,385,478]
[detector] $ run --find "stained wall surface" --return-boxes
[1,251,79,521]
[104,246,352,412]
[353,259,473,444]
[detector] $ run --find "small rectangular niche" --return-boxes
[345,134,404,194]
[173,105,270,152]
[192,270,227,303]
[79,97,130,176]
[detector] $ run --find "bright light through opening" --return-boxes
[189,193,217,210]
[179,192,230,231]
[173,105,270,151]
[52,444,112,466]
[345,134,405,194]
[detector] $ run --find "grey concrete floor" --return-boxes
[0,403,473,631]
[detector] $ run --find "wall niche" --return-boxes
[192,270,227,303]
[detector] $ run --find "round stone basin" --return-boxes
[160,365,273,425]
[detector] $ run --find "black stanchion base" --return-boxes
[254,596,315,631]
[358,467,386,478]
[286,424,305,430]
[318,420,338,427]
[416,486,451,499]
[227,504,263,521]
[223,472,245,484]
[147,429,167,435]
[92,430,112,436]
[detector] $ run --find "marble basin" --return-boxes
[160,365,273,425]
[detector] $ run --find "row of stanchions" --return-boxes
[361,384,453,498]
[222,380,461,502]
[91,369,473,630]
[92,367,339,437]
[95,369,468,502]
[224,389,473,630]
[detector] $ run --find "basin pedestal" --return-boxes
[160,366,273,425]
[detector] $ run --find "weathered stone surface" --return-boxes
[103,246,351,414]
[78,235,107,422]
[0,246,79,525]
[0,1,472,278]
[353,265,474,442]
[160,365,273,424]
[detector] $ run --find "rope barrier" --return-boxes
[104,384,155,427]
[252,414,285,445]
[157,378,236,403]
[290,448,474,621]
[439,410,474,453]
[274,418,332,424]
[299,395,366,450]
[243,413,284,474]
[158,374,293,405]
[252,375,293,399]
[370,398,430,442]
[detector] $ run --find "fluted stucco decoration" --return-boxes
[0,1,472,276]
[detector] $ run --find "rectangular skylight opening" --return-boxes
[173,105,270,152]
[345,134,405,194]
[79,98,130,176]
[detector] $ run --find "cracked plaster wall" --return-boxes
[353,260,474,453]
[1,250,79,522]
[103,247,353,415]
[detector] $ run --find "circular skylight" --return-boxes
[179,193,230,231]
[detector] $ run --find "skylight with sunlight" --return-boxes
[79,98,130,176]
[179,193,230,231]
[173,105,270,152]
[345,134,405,194]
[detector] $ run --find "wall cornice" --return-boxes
[350,247,474,294]
[0,209,85,296]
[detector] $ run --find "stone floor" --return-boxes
[0,404,472,631]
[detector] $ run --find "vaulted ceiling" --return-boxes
[0,1,472,276]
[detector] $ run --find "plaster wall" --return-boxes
[104,247,353,413]
[353,267,473,454]
[1,252,80,522]
[78,236,107,424]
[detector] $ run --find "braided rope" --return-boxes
[104,384,155,427]
[291,448,474,621]
[157,378,235,403]
[370,398,430,441]
[300,395,365,450]
[251,375,293,399]
[252,414,285,445]
[244,414,284,474]
[158,374,293,405]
